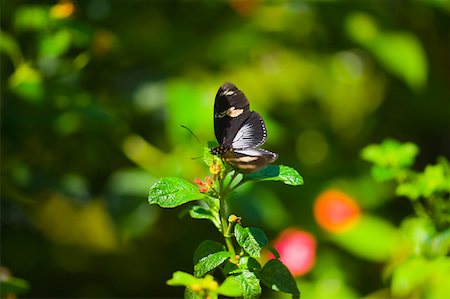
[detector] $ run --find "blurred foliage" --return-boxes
[1,0,450,298]
[361,139,450,299]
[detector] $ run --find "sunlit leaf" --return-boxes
[361,139,419,168]
[217,276,243,297]
[194,251,232,277]
[193,240,226,265]
[235,224,268,258]
[391,257,431,297]
[260,259,300,299]
[14,5,49,32]
[148,177,203,208]
[8,63,44,102]
[235,269,262,299]
[167,271,198,287]
[0,30,22,66]
[39,29,72,57]
[243,165,304,186]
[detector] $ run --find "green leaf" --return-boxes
[189,206,221,229]
[14,5,49,32]
[184,287,202,299]
[0,276,29,296]
[39,29,72,57]
[8,63,44,102]
[148,177,203,208]
[266,244,281,259]
[235,269,262,299]
[193,240,226,265]
[0,30,22,66]
[167,271,198,287]
[260,259,299,299]
[194,251,232,277]
[361,139,419,169]
[243,165,303,186]
[217,276,243,297]
[235,224,268,258]
[397,163,450,200]
[391,257,431,297]
[189,205,214,220]
[238,256,262,271]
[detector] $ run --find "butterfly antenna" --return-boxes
[180,125,203,146]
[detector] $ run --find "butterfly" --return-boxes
[210,82,278,172]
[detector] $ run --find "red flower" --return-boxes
[270,228,316,276]
[194,176,214,193]
[314,189,361,233]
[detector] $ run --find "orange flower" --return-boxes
[194,176,214,193]
[314,189,361,233]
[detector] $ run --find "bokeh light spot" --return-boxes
[270,228,316,276]
[314,189,361,233]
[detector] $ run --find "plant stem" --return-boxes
[218,171,237,263]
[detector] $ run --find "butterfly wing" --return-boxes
[223,148,278,173]
[231,112,267,149]
[214,82,251,146]
[212,82,278,173]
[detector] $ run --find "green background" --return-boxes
[1,0,449,298]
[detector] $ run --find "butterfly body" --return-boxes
[211,82,278,173]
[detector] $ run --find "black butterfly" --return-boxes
[210,82,278,172]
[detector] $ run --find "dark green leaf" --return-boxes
[235,224,268,258]
[0,276,29,296]
[266,245,281,259]
[243,165,303,186]
[222,260,240,275]
[148,177,203,208]
[260,259,300,299]
[194,251,232,277]
[193,240,226,265]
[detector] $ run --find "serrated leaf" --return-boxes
[243,165,303,186]
[217,276,243,297]
[260,259,300,299]
[236,269,262,299]
[239,256,262,271]
[193,240,226,265]
[194,251,232,277]
[148,177,203,208]
[235,224,268,258]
